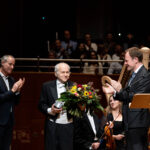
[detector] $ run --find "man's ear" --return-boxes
[134,57,138,63]
[55,72,57,77]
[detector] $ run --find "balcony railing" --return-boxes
[14,58,125,73]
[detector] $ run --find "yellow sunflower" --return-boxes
[84,91,89,96]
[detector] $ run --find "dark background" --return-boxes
[0,0,150,58]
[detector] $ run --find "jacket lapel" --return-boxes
[130,66,145,86]
[0,75,9,91]
[50,80,58,101]
[50,80,73,102]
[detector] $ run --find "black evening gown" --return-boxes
[107,113,126,150]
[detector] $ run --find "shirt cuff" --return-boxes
[47,108,55,115]
[113,90,116,97]
[15,92,20,95]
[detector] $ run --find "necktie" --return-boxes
[128,72,136,85]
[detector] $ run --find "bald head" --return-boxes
[54,62,70,83]
[55,62,70,73]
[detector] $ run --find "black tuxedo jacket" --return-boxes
[0,76,20,126]
[73,112,103,150]
[114,65,150,128]
[38,80,74,120]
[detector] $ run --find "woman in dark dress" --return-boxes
[104,95,126,150]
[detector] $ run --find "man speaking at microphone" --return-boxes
[102,47,150,150]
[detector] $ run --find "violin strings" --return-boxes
[99,111,121,140]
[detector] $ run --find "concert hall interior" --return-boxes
[0,0,150,150]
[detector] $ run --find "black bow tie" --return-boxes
[58,83,65,88]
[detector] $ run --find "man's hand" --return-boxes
[110,80,122,92]
[18,77,25,91]
[51,104,62,114]
[102,83,115,94]
[11,78,25,93]
[91,142,100,149]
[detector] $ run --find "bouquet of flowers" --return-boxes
[57,82,104,118]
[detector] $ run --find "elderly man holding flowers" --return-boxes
[38,62,74,150]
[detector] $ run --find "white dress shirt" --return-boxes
[57,80,66,98]
[48,79,73,124]
[87,111,98,140]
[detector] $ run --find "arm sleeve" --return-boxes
[114,73,150,103]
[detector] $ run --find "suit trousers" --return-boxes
[126,128,148,150]
[0,113,13,150]
[44,119,73,150]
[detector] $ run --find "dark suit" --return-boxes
[73,112,105,150]
[114,65,150,150]
[0,75,20,150]
[38,80,74,150]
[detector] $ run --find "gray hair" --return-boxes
[1,55,15,64]
[54,62,70,73]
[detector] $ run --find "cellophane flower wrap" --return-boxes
[57,82,104,118]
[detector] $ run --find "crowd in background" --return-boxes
[47,30,150,75]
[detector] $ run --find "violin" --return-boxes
[99,109,120,150]
[104,123,116,150]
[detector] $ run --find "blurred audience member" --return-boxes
[84,33,98,52]
[48,50,57,72]
[108,51,124,75]
[72,43,89,59]
[72,43,89,72]
[52,39,70,59]
[107,44,123,74]
[83,51,103,75]
[103,32,116,55]
[123,32,138,50]
[61,30,77,57]
[97,47,112,75]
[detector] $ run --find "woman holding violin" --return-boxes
[103,95,126,150]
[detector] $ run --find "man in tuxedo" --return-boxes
[73,111,105,150]
[102,47,150,150]
[0,55,25,150]
[38,62,74,150]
